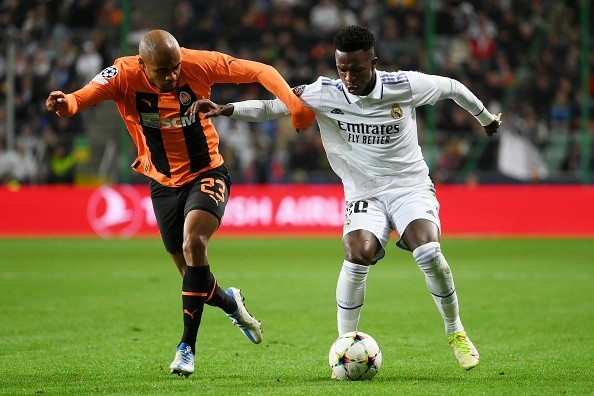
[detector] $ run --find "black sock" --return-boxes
[204,271,238,315]
[180,265,209,352]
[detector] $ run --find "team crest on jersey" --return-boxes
[391,103,403,119]
[179,91,191,106]
[292,85,306,97]
[92,66,118,85]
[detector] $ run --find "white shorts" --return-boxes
[343,183,441,262]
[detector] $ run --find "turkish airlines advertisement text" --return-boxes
[1,184,593,238]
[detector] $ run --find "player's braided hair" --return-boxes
[333,25,375,53]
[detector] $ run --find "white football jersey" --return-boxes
[232,70,491,200]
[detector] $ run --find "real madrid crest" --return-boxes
[391,103,403,119]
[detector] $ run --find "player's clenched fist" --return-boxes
[46,91,67,114]
[484,113,502,137]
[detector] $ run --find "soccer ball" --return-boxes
[328,331,382,380]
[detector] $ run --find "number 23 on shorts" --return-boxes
[200,177,227,205]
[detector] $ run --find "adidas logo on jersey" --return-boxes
[331,108,344,115]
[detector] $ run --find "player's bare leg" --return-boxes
[171,253,186,276]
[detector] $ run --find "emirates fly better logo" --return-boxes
[87,186,147,239]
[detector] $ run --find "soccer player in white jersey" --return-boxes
[187,25,501,371]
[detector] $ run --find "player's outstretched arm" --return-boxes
[424,73,501,137]
[187,97,309,133]
[236,59,314,129]
[46,79,113,118]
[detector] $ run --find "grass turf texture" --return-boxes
[0,237,592,395]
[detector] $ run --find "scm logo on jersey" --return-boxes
[160,113,196,128]
[141,113,197,129]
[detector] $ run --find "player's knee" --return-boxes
[343,232,379,265]
[182,233,209,260]
[344,246,375,266]
[402,219,439,251]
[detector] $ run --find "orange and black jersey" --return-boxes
[59,48,309,187]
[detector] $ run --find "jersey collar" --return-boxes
[343,70,382,103]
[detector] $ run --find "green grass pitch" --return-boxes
[1,237,592,395]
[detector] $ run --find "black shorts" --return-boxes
[150,164,232,254]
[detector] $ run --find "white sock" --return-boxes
[413,242,464,334]
[336,260,369,336]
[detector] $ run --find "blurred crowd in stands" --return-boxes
[0,0,592,185]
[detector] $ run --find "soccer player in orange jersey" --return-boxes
[46,29,315,378]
